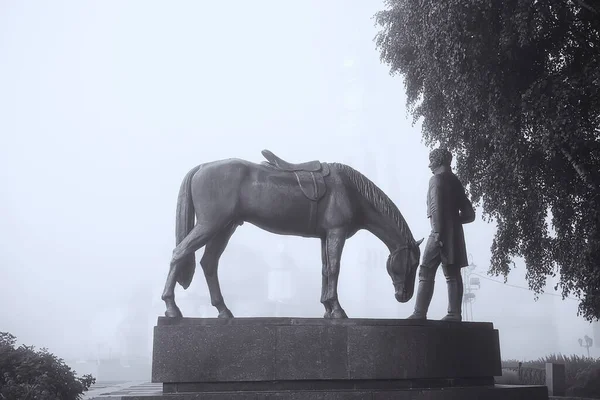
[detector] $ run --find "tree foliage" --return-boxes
[375,0,600,320]
[0,332,96,400]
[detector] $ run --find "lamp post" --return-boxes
[578,334,593,358]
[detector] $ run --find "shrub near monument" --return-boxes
[0,332,96,400]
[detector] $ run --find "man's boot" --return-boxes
[441,268,463,322]
[407,267,435,319]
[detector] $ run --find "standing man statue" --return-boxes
[408,148,475,321]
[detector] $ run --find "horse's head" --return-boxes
[387,238,424,303]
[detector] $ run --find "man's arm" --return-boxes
[458,184,475,224]
[429,175,445,234]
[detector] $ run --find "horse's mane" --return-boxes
[332,162,415,243]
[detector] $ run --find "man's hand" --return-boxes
[432,232,443,248]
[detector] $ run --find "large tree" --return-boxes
[374,0,600,320]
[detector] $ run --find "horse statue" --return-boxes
[162,150,423,319]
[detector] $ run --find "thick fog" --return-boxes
[0,0,596,369]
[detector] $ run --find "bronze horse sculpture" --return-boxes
[162,150,423,319]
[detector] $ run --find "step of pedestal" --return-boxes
[120,384,548,400]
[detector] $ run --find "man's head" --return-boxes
[428,148,452,173]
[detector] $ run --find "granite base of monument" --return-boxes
[122,317,548,399]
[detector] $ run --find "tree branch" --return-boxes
[559,145,598,193]
[571,0,599,15]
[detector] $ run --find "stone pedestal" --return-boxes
[123,317,548,399]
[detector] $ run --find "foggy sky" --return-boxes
[0,0,595,363]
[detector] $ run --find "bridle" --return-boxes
[392,240,417,254]
[388,241,418,286]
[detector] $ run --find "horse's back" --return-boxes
[191,158,253,177]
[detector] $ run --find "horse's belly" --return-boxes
[240,171,319,236]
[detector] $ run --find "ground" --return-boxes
[83,381,161,399]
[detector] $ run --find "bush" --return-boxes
[501,359,521,368]
[527,353,600,390]
[499,353,600,398]
[0,331,96,400]
[567,365,600,399]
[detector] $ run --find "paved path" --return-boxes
[83,381,161,399]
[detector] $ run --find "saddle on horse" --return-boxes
[261,149,330,202]
[261,149,323,172]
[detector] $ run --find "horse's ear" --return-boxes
[415,238,424,247]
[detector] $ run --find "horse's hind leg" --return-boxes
[200,222,237,318]
[162,223,218,318]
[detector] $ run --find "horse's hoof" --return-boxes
[165,306,183,318]
[331,309,348,319]
[218,309,234,318]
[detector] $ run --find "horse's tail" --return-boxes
[174,164,202,290]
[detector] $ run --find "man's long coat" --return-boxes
[422,169,475,268]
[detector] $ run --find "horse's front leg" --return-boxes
[320,238,333,318]
[321,228,348,319]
